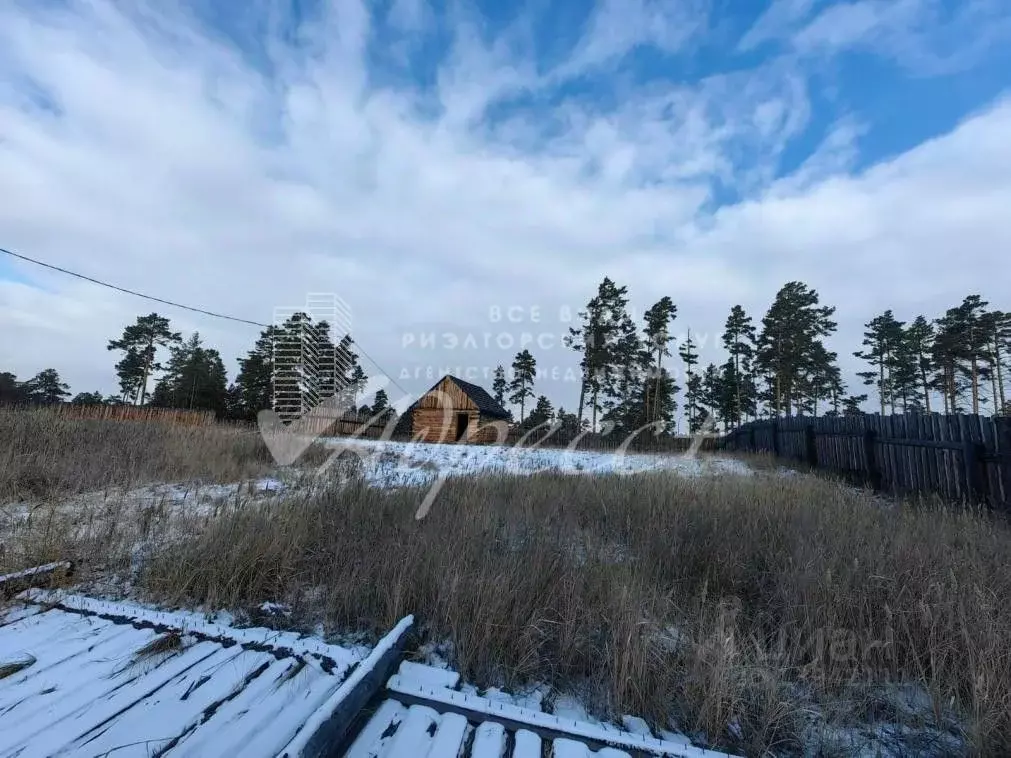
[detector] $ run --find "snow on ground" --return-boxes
[324,438,752,489]
[2,441,747,556]
[0,476,289,580]
[1,476,286,532]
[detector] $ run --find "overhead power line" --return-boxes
[2,246,268,326]
[1,245,410,396]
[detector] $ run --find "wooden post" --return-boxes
[749,425,756,452]
[1000,417,1011,511]
[805,424,818,469]
[771,420,780,457]
[962,438,985,505]
[863,428,881,490]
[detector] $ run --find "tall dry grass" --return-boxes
[0,406,273,501]
[140,470,1011,756]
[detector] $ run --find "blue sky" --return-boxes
[1,0,1010,417]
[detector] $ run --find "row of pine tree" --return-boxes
[0,312,382,422]
[2,281,1008,431]
[487,279,1010,434]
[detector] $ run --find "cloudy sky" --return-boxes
[2,0,1010,418]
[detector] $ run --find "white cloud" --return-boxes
[738,0,819,52]
[743,0,1011,76]
[559,0,708,73]
[0,0,1009,417]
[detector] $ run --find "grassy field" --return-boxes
[2,408,1009,756]
[0,406,273,501]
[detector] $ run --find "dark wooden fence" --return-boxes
[1,402,215,427]
[722,414,1011,509]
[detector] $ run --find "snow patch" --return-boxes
[324,438,751,490]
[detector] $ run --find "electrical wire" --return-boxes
[1,245,410,396]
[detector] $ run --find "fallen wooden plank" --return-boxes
[0,561,72,598]
[280,613,416,758]
[385,675,740,758]
[21,590,362,670]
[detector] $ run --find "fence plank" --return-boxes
[999,417,1011,509]
[721,411,1010,510]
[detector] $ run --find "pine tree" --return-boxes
[823,368,846,417]
[223,383,245,420]
[315,321,338,402]
[348,363,368,408]
[642,296,678,424]
[150,333,229,415]
[509,349,537,422]
[555,407,584,438]
[797,343,841,417]
[0,372,27,405]
[71,391,106,405]
[644,369,679,433]
[526,395,554,429]
[111,351,145,402]
[889,332,923,413]
[715,359,741,426]
[601,289,642,427]
[698,363,720,428]
[821,360,846,417]
[854,310,905,415]
[842,394,867,416]
[755,282,837,417]
[565,278,638,432]
[981,310,1011,414]
[721,305,756,427]
[679,330,701,432]
[905,316,936,413]
[960,295,991,415]
[271,312,316,420]
[565,295,601,429]
[24,368,71,404]
[492,365,508,408]
[371,389,391,418]
[932,297,990,414]
[234,326,279,421]
[932,308,966,413]
[107,313,181,405]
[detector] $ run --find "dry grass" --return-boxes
[133,632,182,659]
[137,471,1011,756]
[0,407,273,502]
[3,407,1009,755]
[0,407,300,578]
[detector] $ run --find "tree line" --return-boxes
[3,283,1008,432]
[0,311,392,422]
[486,278,1010,435]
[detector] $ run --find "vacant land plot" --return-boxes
[2,409,1009,756]
[0,407,274,501]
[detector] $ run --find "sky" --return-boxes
[1,0,1010,421]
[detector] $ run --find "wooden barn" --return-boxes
[408,375,511,443]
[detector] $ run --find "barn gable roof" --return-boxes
[446,375,511,419]
[408,375,510,420]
